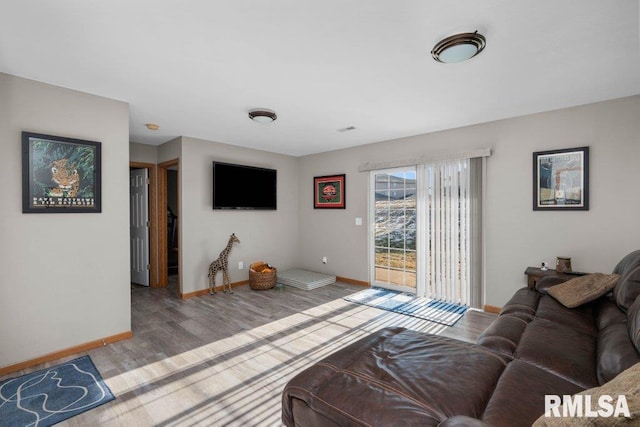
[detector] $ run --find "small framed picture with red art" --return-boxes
[313,174,345,209]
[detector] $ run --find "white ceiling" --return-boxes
[2,1,639,157]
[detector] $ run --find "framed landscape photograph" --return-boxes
[314,174,346,209]
[22,132,102,213]
[533,146,589,211]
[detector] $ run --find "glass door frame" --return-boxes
[368,166,425,295]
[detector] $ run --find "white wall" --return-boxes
[298,96,640,306]
[130,141,158,164]
[0,74,130,368]
[178,137,299,294]
[296,155,369,281]
[158,137,181,164]
[7,73,637,369]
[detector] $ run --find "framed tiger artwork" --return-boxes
[22,132,102,213]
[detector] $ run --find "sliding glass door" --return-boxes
[369,159,482,307]
[371,168,417,293]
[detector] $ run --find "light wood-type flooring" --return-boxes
[3,280,497,426]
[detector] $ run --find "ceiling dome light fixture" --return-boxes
[248,109,277,123]
[431,31,486,64]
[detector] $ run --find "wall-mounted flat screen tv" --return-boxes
[212,161,277,210]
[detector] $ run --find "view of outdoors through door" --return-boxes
[373,168,417,292]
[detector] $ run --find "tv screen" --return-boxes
[212,161,277,210]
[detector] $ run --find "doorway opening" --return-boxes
[158,159,180,297]
[129,162,158,288]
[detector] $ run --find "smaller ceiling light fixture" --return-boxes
[248,109,277,123]
[145,123,159,131]
[431,31,486,64]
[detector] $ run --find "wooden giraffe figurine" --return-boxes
[208,233,240,294]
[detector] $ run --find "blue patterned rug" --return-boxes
[0,355,114,427]
[344,287,468,326]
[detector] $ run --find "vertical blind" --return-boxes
[421,158,482,306]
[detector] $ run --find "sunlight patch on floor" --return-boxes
[103,295,447,425]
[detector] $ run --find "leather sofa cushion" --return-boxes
[282,327,510,427]
[482,360,584,427]
[290,398,343,427]
[516,318,598,389]
[438,416,492,427]
[628,295,640,353]
[595,297,628,330]
[499,287,540,321]
[596,322,640,384]
[612,249,640,311]
[547,273,619,308]
[535,294,597,337]
[476,314,529,357]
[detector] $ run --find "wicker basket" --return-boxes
[249,261,277,290]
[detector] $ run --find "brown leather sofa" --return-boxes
[282,250,640,426]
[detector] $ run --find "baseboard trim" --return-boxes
[483,304,502,314]
[0,330,133,376]
[336,276,370,287]
[180,280,250,299]
[180,276,369,299]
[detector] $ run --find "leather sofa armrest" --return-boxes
[438,416,493,427]
[535,276,567,294]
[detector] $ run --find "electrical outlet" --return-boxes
[322,256,327,264]
[238,261,244,270]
